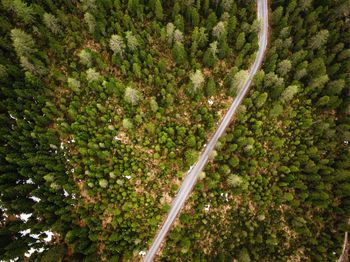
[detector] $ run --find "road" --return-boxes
[143,1,269,261]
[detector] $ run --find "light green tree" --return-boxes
[190,69,205,93]
[227,174,243,187]
[212,21,226,40]
[230,70,248,94]
[43,13,61,34]
[67,77,81,92]
[110,34,125,57]
[11,28,37,57]
[281,85,298,103]
[166,23,175,45]
[124,86,141,105]
[125,31,139,51]
[78,49,93,67]
[122,118,133,129]
[277,59,292,76]
[86,68,100,82]
[173,29,184,43]
[84,12,96,34]
[154,0,163,20]
[19,56,47,75]
[309,30,329,50]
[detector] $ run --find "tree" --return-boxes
[4,0,34,24]
[166,23,175,45]
[10,29,37,57]
[255,92,268,108]
[203,41,218,67]
[172,41,187,65]
[125,31,139,51]
[212,21,226,40]
[78,49,93,67]
[124,86,141,105]
[221,0,234,12]
[308,30,329,50]
[205,78,216,96]
[43,13,61,35]
[270,102,284,117]
[230,70,249,95]
[84,12,96,34]
[235,32,245,50]
[154,0,163,20]
[150,98,158,112]
[227,174,242,187]
[173,29,184,43]
[67,77,81,93]
[281,85,298,103]
[122,118,133,129]
[86,68,100,82]
[189,69,205,93]
[277,59,292,76]
[109,35,125,57]
[19,56,47,75]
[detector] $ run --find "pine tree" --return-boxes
[235,32,245,50]
[281,85,298,103]
[86,68,100,82]
[109,34,125,57]
[78,49,93,67]
[124,86,141,105]
[212,21,226,41]
[309,30,329,50]
[173,29,184,43]
[277,59,292,76]
[203,41,218,67]
[166,23,175,45]
[84,12,96,35]
[10,29,37,57]
[230,70,248,95]
[4,0,34,24]
[205,78,216,96]
[43,13,61,35]
[154,0,163,21]
[172,41,187,65]
[189,69,205,93]
[125,31,139,51]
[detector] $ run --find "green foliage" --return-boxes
[124,86,141,106]
[172,41,187,65]
[3,1,348,261]
[43,13,61,35]
[11,29,37,57]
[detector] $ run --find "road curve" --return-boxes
[143,1,269,261]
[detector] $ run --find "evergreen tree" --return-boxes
[172,41,187,65]
[124,86,141,105]
[154,0,163,21]
[10,29,37,57]
[43,13,61,35]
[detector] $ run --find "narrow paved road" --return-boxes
[144,1,269,261]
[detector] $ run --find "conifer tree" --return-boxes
[43,13,61,35]
[172,41,187,65]
[10,29,37,57]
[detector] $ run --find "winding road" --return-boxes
[144,0,269,261]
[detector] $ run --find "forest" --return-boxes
[0,0,349,261]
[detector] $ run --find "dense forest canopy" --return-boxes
[0,0,349,261]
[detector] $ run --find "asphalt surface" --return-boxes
[143,1,269,261]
